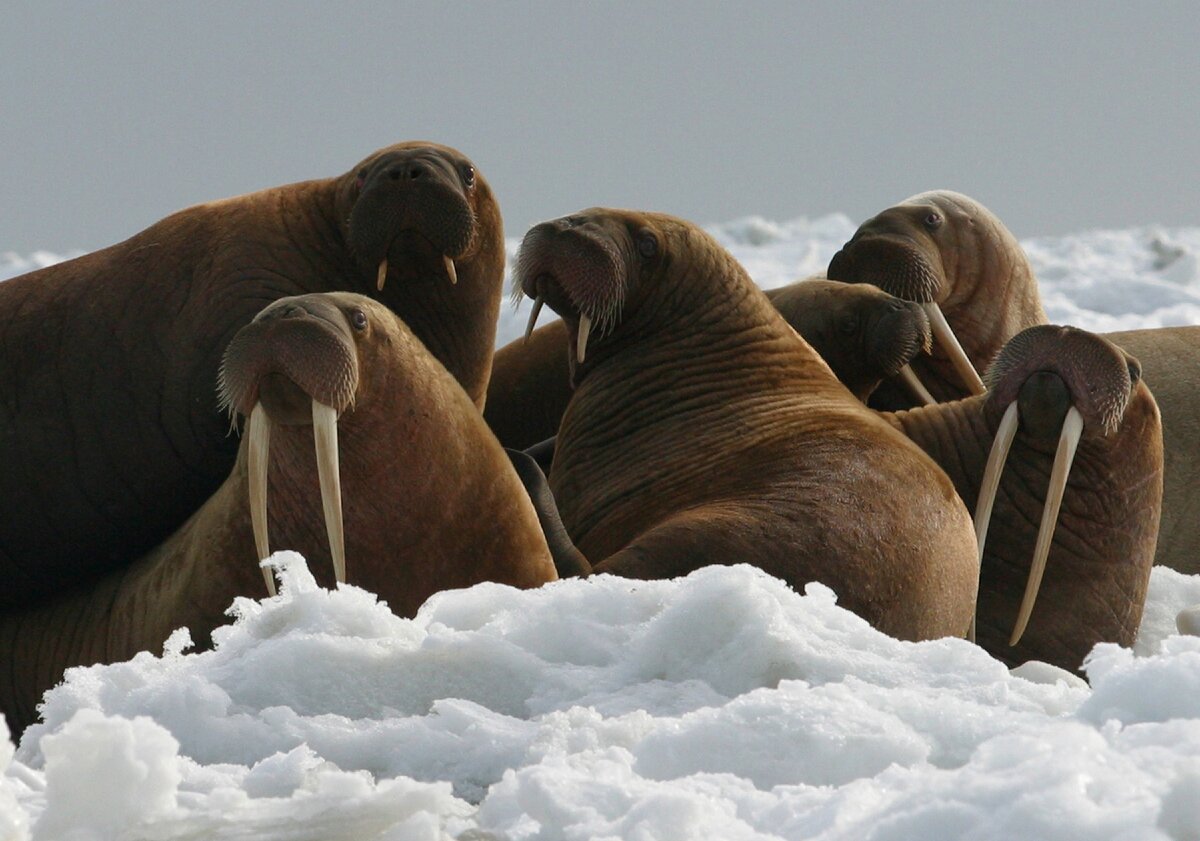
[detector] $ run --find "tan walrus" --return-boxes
[515,208,1161,671]
[827,190,1196,576]
[0,141,505,609]
[515,207,980,642]
[0,293,557,734]
[485,278,931,450]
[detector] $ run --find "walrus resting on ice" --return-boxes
[486,277,931,450]
[0,141,505,608]
[827,190,1193,577]
[0,293,556,734]
[513,207,980,642]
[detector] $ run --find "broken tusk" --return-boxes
[376,260,388,292]
[443,255,458,285]
[923,303,986,396]
[1010,405,1084,647]
[969,400,1020,642]
[312,400,346,585]
[898,364,936,405]
[577,313,592,365]
[524,295,545,342]
[247,403,276,597]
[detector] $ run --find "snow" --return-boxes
[3,215,1200,840]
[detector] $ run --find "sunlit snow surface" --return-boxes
[3,217,1200,840]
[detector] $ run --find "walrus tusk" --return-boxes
[923,303,986,396]
[247,403,276,597]
[1010,405,1084,647]
[897,364,936,405]
[524,295,545,342]
[312,400,346,585]
[577,313,592,365]
[969,400,1020,642]
[376,260,388,292]
[443,254,458,285]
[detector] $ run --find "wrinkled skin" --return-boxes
[886,325,1162,670]
[0,293,556,735]
[0,141,504,608]
[484,277,931,449]
[830,190,1195,575]
[514,208,980,643]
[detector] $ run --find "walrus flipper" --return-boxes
[505,448,591,578]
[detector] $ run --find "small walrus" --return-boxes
[0,141,505,609]
[485,277,931,450]
[514,207,980,642]
[827,190,1196,577]
[0,293,557,734]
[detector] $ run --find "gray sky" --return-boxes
[2,2,1198,254]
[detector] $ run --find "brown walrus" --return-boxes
[485,278,931,450]
[0,293,557,734]
[514,208,980,642]
[514,208,1161,670]
[827,190,1195,576]
[0,141,505,609]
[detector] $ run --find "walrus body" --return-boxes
[485,277,931,450]
[888,326,1162,669]
[0,293,556,734]
[0,142,504,607]
[829,190,1192,574]
[515,208,979,642]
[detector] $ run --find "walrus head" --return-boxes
[217,292,397,594]
[971,324,1146,647]
[336,141,498,294]
[769,279,932,402]
[827,191,1032,401]
[514,208,715,382]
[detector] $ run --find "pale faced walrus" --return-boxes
[827,191,1196,577]
[0,141,505,608]
[0,293,557,734]
[484,278,931,450]
[514,208,980,642]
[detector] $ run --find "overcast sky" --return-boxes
[2,2,1198,254]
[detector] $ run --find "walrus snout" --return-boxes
[218,296,359,422]
[868,299,932,376]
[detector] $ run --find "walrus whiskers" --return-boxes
[247,403,275,596]
[312,400,346,586]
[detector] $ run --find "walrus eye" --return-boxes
[637,230,659,259]
[350,309,368,331]
[840,315,858,335]
[923,211,943,230]
[461,164,476,189]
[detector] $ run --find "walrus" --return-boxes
[514,208,1161,671]
[485,278,932,450]
[0,293,557,734]
[514,207,980,642]
[0,141,505,609]
[827,190,1196,576]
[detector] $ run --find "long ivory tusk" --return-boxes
[1010,405,1084,647]
[524,295,545,342]
[969,400,1020,642]
[376,259,388,291]
[247,403,276,596]
[443,254,458,285]
[897,364,936,405]
[577,314,592,365]
[923,303,986,396]
[312,400,346,585]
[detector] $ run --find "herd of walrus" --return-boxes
[0,141,1191,737]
